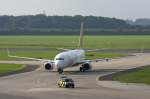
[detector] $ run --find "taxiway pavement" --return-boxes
[0,53,150,99]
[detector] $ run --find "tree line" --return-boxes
[0,14,129,29]
[0,14,150,35]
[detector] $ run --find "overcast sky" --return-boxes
[0,0,149,19]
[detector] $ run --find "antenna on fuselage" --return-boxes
[79,22,84,49]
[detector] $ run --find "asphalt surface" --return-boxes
[0,53,150,99]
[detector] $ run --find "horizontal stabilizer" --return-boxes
[57,48,72,51]
[85,48,109,52]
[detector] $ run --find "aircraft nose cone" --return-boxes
[55,61,66,69]
[55,61,62,68]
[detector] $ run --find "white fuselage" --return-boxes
[54,49,85,69]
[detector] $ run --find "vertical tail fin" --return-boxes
[79,22,84,49]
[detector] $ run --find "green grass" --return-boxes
[0,35,147,60]
[0,35,150,49]
[0,35,139,60]
[113,66,150,85]
[0,64,25,74]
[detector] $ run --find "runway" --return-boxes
[0,53,150,99]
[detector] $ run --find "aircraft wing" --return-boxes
[7,50,53,62]
[85,58,110,63]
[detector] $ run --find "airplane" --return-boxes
[8,23,108,74]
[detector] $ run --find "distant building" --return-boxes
[126,18,150,26]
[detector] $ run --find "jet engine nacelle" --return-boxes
[81,62,92,71]
[44,62,54,70]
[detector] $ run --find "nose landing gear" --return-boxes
[58,68,63,74]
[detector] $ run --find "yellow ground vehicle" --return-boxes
[58,76,75,88]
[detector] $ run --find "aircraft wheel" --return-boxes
[71,85,75,88]
[80,67,85,72]
[58,69,63,74]
[80,67,82,72]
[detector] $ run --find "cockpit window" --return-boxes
[56,58,64,60]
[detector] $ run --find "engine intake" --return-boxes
[80,62,92,72]
[44,63,53,70]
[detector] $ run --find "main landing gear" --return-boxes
[80,67,85,72]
